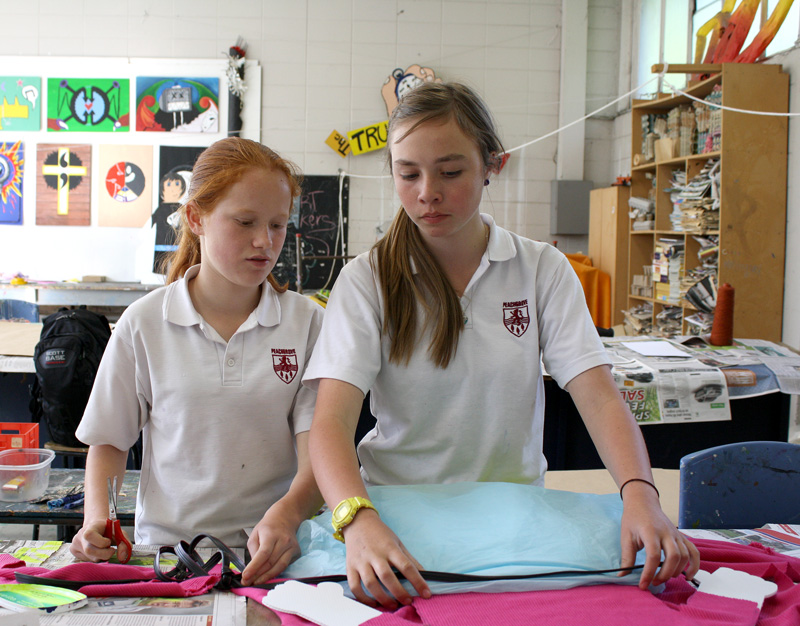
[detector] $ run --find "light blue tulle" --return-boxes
[282,482,648,595]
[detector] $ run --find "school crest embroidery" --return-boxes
[272,349,298,384]
[503,300,530,337]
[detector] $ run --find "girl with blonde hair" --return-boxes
[304,82,699,607]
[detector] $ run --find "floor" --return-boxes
[0,522,58,540]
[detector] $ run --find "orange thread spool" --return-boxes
[710,283,735,346]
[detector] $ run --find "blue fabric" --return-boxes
[283,482,647,595]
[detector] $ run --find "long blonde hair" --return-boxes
[374,82,504,368]
[162,138,302,288]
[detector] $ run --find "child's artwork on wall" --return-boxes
[136,77,219,133]
[47,78,130,132]
[0,77,41,131]
[36,144,91,225]
[98,144,153,228]
[0,141,24,224]
[152,145,205,272]
[381,65,441,117]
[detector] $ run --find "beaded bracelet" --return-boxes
[619,478,660,500]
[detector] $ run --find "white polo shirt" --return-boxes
[77,265,324,547]
[303,214,610,487]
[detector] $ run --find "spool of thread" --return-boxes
[710,283,735,346]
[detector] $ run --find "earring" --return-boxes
[484,179,490,186]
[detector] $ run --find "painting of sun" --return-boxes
[0,140,24,224]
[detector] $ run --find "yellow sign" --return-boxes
[325,130,351,157]
[347,120,388,155]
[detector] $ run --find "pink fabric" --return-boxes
[260,539,800,626]
[0,553,218,597]
[368,582,760,626]
[3,538,798,625]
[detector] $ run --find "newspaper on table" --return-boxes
[0,542,247,625]
[604,337,730,424]
[603,336,800,425]
[682,524,800,560]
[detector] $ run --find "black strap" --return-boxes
[15,533,648,593]
[249,563,646,590]
[14,572,149,590]
[154,533,247,590]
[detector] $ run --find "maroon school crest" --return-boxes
[272,349,298,384]
[503,300,530,337]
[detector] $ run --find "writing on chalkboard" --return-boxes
[273,175,349,292]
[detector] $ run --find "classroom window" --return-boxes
[636,0,692,96]
[692,0,800,59]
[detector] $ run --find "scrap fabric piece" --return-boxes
[0,554,218,597]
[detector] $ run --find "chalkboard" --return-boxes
[273,175,349,292]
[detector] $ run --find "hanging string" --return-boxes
[503,74,662,155]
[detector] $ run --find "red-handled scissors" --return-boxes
[105,476,132,563]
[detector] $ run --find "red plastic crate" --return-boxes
[0,423,39,450]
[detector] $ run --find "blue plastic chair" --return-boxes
[0,299,39,322]
[679,441,800,529]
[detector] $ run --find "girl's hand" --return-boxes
[340,509,430,609]
[241,510,302,586]
[70,520,130,563]
[619,481,699,589]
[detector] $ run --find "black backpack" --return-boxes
[29,307,112,447]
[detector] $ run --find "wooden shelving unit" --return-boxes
[589,186,630,327]
[627,63,789,341]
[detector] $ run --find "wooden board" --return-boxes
[0,322,42,357]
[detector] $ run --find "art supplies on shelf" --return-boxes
[627,65,787,340]
[653,238,685,305]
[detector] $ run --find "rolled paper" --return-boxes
[710,282,735,346]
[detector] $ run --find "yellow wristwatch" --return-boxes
[331,496,378,542]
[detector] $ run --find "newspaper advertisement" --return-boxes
[605,338,730,424]
[0,539,63,566]
[39,592,245,625]
[735,339,800,395]
[681,524,800,559]
[678,337,800,398]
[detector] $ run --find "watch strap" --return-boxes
[331,496,377,542]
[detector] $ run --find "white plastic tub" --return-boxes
[0,448,56,502]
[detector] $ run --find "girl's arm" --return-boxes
[565,364,700,588]
[69,444,130,562]
[241,431,324,585]
[308,378,430,609]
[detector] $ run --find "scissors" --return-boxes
[104,476,132,563]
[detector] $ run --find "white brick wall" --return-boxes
[0,0,629,273]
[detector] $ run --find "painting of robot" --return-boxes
[98,144,153,228]
[136,77,219,133]
[0,77,41,131]
[0,141,24,225]
[47,78,130,132]
[36,144,91,225]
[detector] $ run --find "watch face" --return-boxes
[332,501,353,524]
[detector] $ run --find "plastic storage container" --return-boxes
[0,449,55,502]
[0,423,39,451]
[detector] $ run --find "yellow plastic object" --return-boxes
[736,0,795,63]
[9,277,26,285]
[694,0,736,64]
[331,496,378,542]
